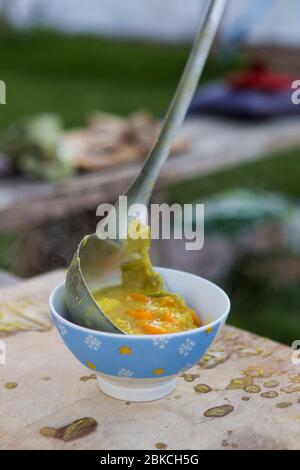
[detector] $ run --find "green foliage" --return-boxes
[0,233,18,273]
[169,147,300,203]
[224,265,300,346]
[0,29,244,128]
[0,113,74,181]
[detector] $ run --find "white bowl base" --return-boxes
[97,375,177,402]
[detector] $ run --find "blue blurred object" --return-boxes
[189,82,300,120]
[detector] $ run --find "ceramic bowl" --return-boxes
[49,268,230,402]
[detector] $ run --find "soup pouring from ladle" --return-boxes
[66,0,228,333]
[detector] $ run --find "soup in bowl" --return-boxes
[50,267,230,402]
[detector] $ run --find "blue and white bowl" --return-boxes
[49,268,230,402]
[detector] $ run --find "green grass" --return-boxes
[169,147,300,203]
[228,282,299,346]
[220,254,300,346]
[0,232,18,273]
[0,30,185,128]
[0,29,243,129]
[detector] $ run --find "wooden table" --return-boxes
[0,270,300,450]
[2,116,300,232]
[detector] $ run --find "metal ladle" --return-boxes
[66,0,227,333]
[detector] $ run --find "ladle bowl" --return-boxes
[66,234,123,333]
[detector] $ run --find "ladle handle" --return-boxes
[125,0,227,207]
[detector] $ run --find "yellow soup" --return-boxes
[93,222,202,335]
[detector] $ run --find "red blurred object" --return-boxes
[230,61,296,92]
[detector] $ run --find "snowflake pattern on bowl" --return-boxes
[152,337,170,350]
[50,268,230,380]
[179,339,196,356]
[85,334,101,351]
[56,320,67,337]
[118,368,134,378]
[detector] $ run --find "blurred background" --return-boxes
[1,0,300,344]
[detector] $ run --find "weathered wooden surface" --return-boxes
[0,270,300,450]
[1,116,300,231]
[1,326,299,450]
[0,270,64,334]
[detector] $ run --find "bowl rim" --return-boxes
[49,267,230,340]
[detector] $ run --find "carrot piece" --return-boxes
[127,309,154,320]
[160,296,176,307]
[162,312,177,323]
[142,323,167,335]
[190,310,201,327]
[127,293,151,304]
